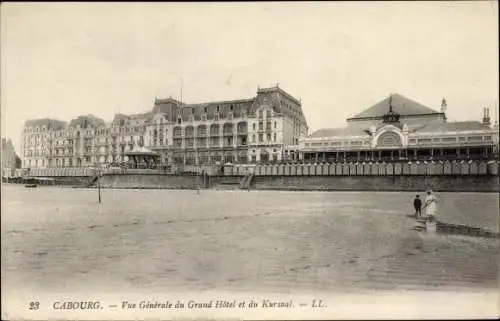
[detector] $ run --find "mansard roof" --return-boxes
[69,115,106,128]
[309,127,369,138]
[24,118,67,130]
[257,85,302,106]
[151,97,256,122]
[310,120,493,140]
[416,121,491,133]
[348,94,441,120]
[150,85,307,124]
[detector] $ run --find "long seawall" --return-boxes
[96,173,499,192]
[249,175,499,192]
[7,160,499,192]
[99,174,200,189]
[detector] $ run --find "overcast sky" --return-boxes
[1,2,498,151]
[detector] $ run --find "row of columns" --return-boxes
[171,134,247,150]
[305,147,494,162]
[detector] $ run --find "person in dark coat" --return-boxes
[413,194,422,218]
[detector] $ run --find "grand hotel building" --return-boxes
[20,85,309,168]
[296,94,499,163]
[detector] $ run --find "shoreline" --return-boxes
[3,182,500,193]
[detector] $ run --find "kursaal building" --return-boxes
[296,94,499,163]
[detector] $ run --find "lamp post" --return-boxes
[93,132,102,204]
[97,167,102,204]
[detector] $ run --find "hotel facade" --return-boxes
[20,85,309,168]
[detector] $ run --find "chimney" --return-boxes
[482,107,491,127]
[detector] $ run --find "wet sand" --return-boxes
[2,185,498,294]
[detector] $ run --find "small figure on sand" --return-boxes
[413,194,422,218]
[422,190,438,221]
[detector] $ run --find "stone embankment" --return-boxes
[3,160,498,192]
[98,173,201,189]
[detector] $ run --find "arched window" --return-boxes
[376,131,402,147]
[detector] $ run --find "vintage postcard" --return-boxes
[1,2,499,320]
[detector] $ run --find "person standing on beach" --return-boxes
[423,190,438,221]
[413,194,422,218]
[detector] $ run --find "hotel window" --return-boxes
[259,110,263,118]
[273,133,277,142]
[259,122,263,130]
[252,134,256,142]
[259,134,263,142]
[267,134,271,141]
[253,123,256,131]
[266,110,271,118]
[274,121,277,129]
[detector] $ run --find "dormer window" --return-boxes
[230,104,234,112]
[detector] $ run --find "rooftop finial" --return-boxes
[482,107,491,127]
[383,93,400,124]
[441,97,447,113]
